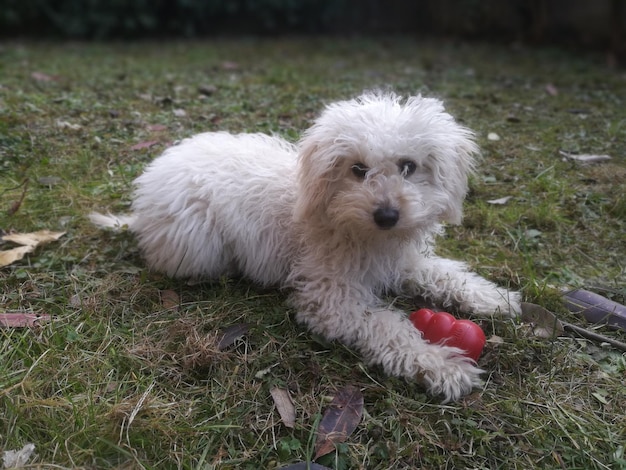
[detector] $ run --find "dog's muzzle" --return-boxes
[373,207,399,229]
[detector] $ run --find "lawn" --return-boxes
[1,38,625,469]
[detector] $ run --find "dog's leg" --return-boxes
[291,291,483,402]
[403,256,521,317]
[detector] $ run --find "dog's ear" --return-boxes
[441,133,478,225]
[293,139,334,223]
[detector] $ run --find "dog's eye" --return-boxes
[399,160,417,177]
[351,163,369,179]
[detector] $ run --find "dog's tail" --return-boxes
[89,212,136,231]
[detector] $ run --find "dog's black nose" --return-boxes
[373,207,399,229]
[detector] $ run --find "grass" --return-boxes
[1,38,625,469]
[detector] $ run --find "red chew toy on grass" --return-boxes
[409,309,486,361]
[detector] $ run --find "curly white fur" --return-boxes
[91,92,521,402]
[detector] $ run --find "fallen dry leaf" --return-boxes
[487,196,512,205]
[2,230,66,247]
[563,288,626,331]
[38,176,62,186]
[270,387,296,428]
[521,302,564,339]
[2,443,36,468]
[255,363,278,379]
[31,72,59,82]
[198,84,217,96]
[314,385,363,460]
[522,302,626,351]
[129,140,160,151]
[559,150,611,164]
[217,323,250,350]
[56,120,82,130]
[0,312,51,328]
[545,83,559,96]
[486,335,504,344]
[0,245,34,267]
[221,61,239,70]
[160,290,180,310]
[0,230,65,267]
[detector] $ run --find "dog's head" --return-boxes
[294,92,478,238]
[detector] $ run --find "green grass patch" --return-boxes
[1,39,625,469]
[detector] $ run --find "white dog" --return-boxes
[91,92,521,402]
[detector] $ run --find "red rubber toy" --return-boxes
[409,309,486,361]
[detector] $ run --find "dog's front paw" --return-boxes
[464,287,521,318]
[419,347,484,402]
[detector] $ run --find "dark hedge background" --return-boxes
[1,0,624,55]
